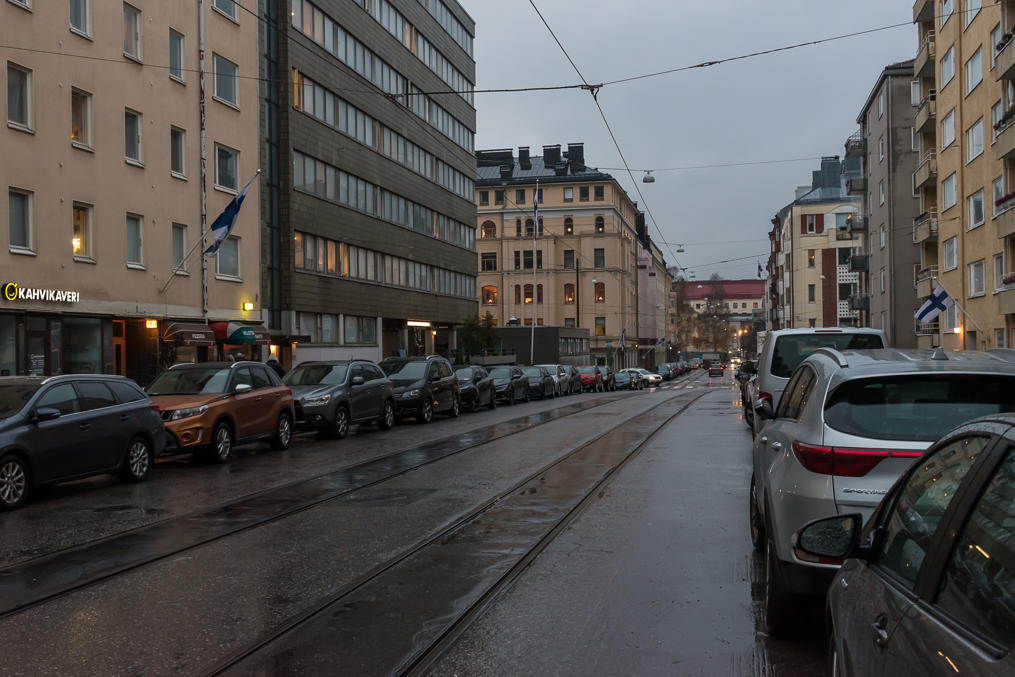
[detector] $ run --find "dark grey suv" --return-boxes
[0,375,165,509]
[285,360,395,438]
[380,355,460,424]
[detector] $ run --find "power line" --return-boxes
[595,156,826,173]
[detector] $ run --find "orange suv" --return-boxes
[147,361,294,462]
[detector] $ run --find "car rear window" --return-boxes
[771,333,884,378]
[0,384,42,418]
[824,375,1015,441]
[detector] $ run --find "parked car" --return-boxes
[578,366,603,392]
[489,366,529,404]
[563,365,583,395]
[284,360,394,438]
[379,355,459,424]
[148,361,294,462]
[597,365,616,392]
[536,364,570,396]
[633,367,662,387]
[690,358,702,370]
[522,366,555,400]
[655,364,674,381]
[614,369,639,390]
[455,366,496,412]
[0,375,165,509]
[749,327,886,434]
[796,412,1015,675]
[750,347,1015,636]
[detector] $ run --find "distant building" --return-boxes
[635,217,673,368]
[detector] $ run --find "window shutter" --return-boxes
[800,214,807,234]
[815,214,824,234]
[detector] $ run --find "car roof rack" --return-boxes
[811,347,849,368]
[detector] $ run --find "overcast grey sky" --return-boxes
[460,0,920,279]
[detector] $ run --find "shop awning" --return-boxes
[162,322,217,347]
[209,321,270,345]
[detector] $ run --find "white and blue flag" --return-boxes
[205,175,256,257]
[914,284,954,323]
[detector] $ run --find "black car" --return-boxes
[708,363,724,378]
[597,365,616,392]
[380,355,459,423]
[455,366,496,412]
[522,366,555,400]
[488,366,529,404]
[285,360,395,438]
[655,364,673,381]
[563,365,583,395]
[0,375,165,510]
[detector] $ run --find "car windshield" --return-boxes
[489,367,512,379]
[522,368,542,378]
[824,375,1015,441]
[455,368,474,380]
[284,364,347,386]
[0,384,41,418]
[381,361,427,380]
[771,333,884,378]
[147,367,232,395]
[579,367,597,374]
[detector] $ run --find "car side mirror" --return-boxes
[430,374,441,382]
[755,399,774,420]
[351,376,365,386]
[234,383,253,394]
[33,407,62,423]
[793,513,863,562]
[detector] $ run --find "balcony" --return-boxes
[915,266,938,298]
[844,130,866,157]
[996,118,1015,160]
[997,32,1015,81]
[999,203,1015,239]
[915,321,940,336]
[999,287,1015,315]
[913,0,933,23]
[848,295,870,311]
[846,177,867,195]
[914,94,936,133]
[850,255,869,272]
[914,32,935,78]
[913,152,937,190]
[913,210,938,243]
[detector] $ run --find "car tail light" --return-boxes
[792,441,922,477]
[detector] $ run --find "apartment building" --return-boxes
[914,0,1015,350]
[262,0,478,365]
[1,0,261,382]
[845,60,922,348]
[680,278,764,354]
[475,144,641,368]
[767,157,864,329]
[635,226,673,368]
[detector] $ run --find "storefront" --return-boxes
[209,321,270,361]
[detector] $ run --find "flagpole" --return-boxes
[932,276,988,336]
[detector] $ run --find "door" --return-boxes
[112,320,126,376]
[250,366,281,435]
[25,318,48,376]
[438,360,456,410]
[73,380,127,470]
[363,364,387,419]
[426,360,444,411]
[229,367,261,439]
[348,363,372,422]
[30,383,92,481]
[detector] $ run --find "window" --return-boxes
[535,188,543,204]
[213,54,237,106]
[537,218,544,237]
[942,109,956,148]
[72,202,92,258]
[964,0,981,27]
[941,0,954,28]
[594,216,605,234]
[36,385,80,416]
[494,190,504,205]
[807,284,815,303]
[879,180,885,205]
[523,284,533,304]
[878,92,884,118]
[478,190,488,206]
[941,46,955,87]
[998,328,1008,348]
[579,186,589,202]
[216,236,239,278]
[70,0,90,36]
[564,217,573,234]
[123,3,141,60]
[995,252,1009,291]
[6,64,31,128]
[126,213,143,267]
[344,316,376,344]
[965,48,982,95]
[513,285,521,304]
[966,118,984,161]
[594,248,605,269]
[124,109,142,163]
[513,251,520,270]
[777,367,817,419]
[171,223,186,271]
[514,219,521,237]
[594,282,605,303]
[523,250,533,270]
[992,23,1003,66]
[213,0,236,20]
[968,189,984,228]
[880,267,886,293]
[480,252,496,271]
[563,249,574,270]
[170,126,185,177]
[969,259,986,296]
[8,189,31,252]
[807,249,815,267]
[993,101,1004,141]
[71,88,91,148]
[943,173,957,211]
[169,30,184,81]
[879,136,884,161]
[994,176,1006,215]
[481,221,496,238]
[594,185,604,201]
[945,302,958,330]
[806,214,816,233]
[215,144,238,191]
[912,126,921,153]
[944,236,958,270]
[564,283,575,303]
[563,187,573,202]
[481,285,497,305]
[536,250,542,269]
[515,189,525,204]
[536,284,543,304]
[594,317,605,336]
[911,80,921,106]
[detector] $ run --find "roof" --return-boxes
[475,144,614,186]
[856,59,916,124]
[681,279,766,301]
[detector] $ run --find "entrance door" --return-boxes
[25,317,48,376]
[112,320,126,376]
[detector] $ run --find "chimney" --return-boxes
[518,146,531,170]
[542,144,561,166]
[567,143,585,172]
[499,163,513,180]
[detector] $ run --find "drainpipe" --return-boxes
[199,0,208,324]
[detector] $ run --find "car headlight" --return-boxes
[303,394,331,407]
[170,404,208,421]
[401,389,420,399]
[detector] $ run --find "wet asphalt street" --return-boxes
[0,369,825,676]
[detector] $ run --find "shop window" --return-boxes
[62,317,102,373]
[0,315,14,376]
[482,285,497,305]
[344,316,376,344]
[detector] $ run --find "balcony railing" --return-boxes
[915,31,936,78]
[846,177,867,195]
[913,151,937,190]
[844,130,866,157]
[997,27,1015,81]
[913,210,939,243]
[915,265,938,298]
[999,287,1015,315]
[996,116,1015,160]
[915,321,940,336]
[850,255,869,272]
[848,295,870,311]
[915,93,936,133]
[998,201,1015,239]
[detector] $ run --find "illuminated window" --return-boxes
[595,216,604,233]
[524,284,533,304]
[595,316,605,336]
[564,217,573,234]
[482,285,497,305]
[72,202,92,258]
[594,282,605,303]
[564,283,575,304]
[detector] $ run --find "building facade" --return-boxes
[262,0,478,366]
[635,226,672,368]
[846,60,922,348]
[475,144,640,368]
[2,0,261,383]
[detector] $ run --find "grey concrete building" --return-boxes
[260,0,478,366]
[845,60,921,348]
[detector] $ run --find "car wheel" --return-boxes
[448,395,460,418]
[765,537,796,636]
[749,475,765,552]
[378,400,395,430]
[417,398,433,424]
[0,454,30,510]
[121,436,153,482]
[271,411,293,450]
[211,421,233,463]
[333,406,350,439]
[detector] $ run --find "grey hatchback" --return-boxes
[285,360,395,438]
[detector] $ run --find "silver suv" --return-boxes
[750,347,1015,635]
[750,327,886,435]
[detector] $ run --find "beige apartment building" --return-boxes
[1,0,261,382]
[913,0,1015,350]
[475,144,640,367]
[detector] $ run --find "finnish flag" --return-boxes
[914,284,954,323]
[205,175,256,257]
